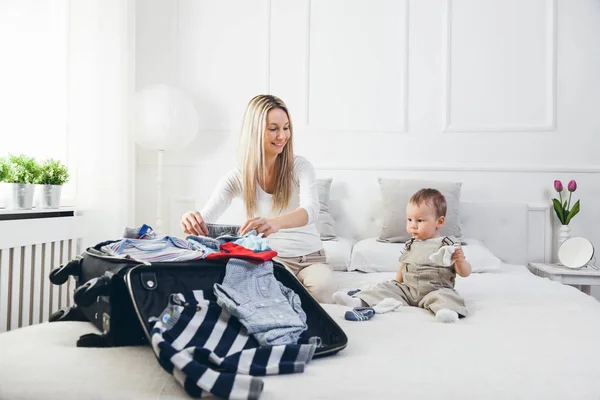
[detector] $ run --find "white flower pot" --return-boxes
[37,184,62,209]
[555,224,571,263]
[6,183,35,210]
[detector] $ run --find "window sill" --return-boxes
[0,207,75,221]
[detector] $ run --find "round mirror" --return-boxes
[558,237,594,269]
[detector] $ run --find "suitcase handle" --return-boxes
[49,256,83,285]
[49,306,87,322]
[74,275,110,307]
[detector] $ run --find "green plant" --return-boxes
[0,157,12,182]
[552,180,580,225]
[4,154,41,184]
[37,158,69,185]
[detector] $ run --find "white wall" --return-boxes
[135,0,600,298]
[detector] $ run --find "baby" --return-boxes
[333,188,470,323]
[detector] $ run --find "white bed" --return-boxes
[1,203,600,399]
[1,266,600,399]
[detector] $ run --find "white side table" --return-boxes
[528,263,600,295]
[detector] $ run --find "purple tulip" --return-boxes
[554,180,563,192]
[568,180,577,192]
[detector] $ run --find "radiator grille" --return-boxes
[0,216,83,332]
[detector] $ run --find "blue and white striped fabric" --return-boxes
[101,236,207,262]
[344,307,375,322]
[151,290,317,400]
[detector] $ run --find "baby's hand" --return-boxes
[451,247,466,263]
[451,246,472,277]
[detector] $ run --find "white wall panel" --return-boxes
[270,0,310,125]
[135,0,175,89]
[444,0,556,131]
[177,0,271,131]
[308,0,408,132]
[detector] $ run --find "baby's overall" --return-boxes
[355,238,468,317]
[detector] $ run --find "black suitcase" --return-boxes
[49,239,348,358]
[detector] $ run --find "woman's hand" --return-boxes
[240,217,281,237]
[180,211,209,236]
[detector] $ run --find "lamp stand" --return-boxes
[156,149,164,235]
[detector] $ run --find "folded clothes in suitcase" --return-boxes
[48,230,348,358]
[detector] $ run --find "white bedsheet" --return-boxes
[1,266,600,399]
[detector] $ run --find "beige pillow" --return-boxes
[316,178,337,240]
[377,178,462,243]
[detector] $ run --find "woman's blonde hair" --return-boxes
[239,94,295,217]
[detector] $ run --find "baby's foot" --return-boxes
[332,291,363,308]
[435,308,459,323]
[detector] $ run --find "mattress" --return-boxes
[2,266,600,399]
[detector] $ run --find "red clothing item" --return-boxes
[205,242,278,262]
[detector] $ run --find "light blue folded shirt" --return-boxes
[188,230,271,253]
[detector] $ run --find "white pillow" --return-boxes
[377,178,463,242]
[315,178,337,240]
[349,238,403,272]
[348,237,502,273]
[461,238,502,273]
[322,237,354,271]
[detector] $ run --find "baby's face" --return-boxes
[405,201,445,241]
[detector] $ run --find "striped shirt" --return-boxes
[101,236,207,262]
[101,237,278,263]
[151,290,317,399]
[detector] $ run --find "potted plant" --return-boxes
[0,157,11,182]
[2,154,41,210]
[551,179,581,257]
[36,158,69,209]
[0,157,11,208]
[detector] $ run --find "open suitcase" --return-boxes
[49,238,348,358]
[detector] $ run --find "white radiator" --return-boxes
[0,215,84,332]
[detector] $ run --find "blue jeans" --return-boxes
[213,258,308,346]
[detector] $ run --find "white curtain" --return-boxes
[69,0,135,247]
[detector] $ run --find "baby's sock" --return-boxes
[435,309,459,323]
[344,307,375,322]
[372,298,403,314]
[332,291,363,308]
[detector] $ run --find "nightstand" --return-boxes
[528,263,600,295]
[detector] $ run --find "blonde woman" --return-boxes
[180,94,335,303]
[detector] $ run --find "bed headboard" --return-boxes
[327,180,550,266]
[171,172,552,266]
[459,203,550,265]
